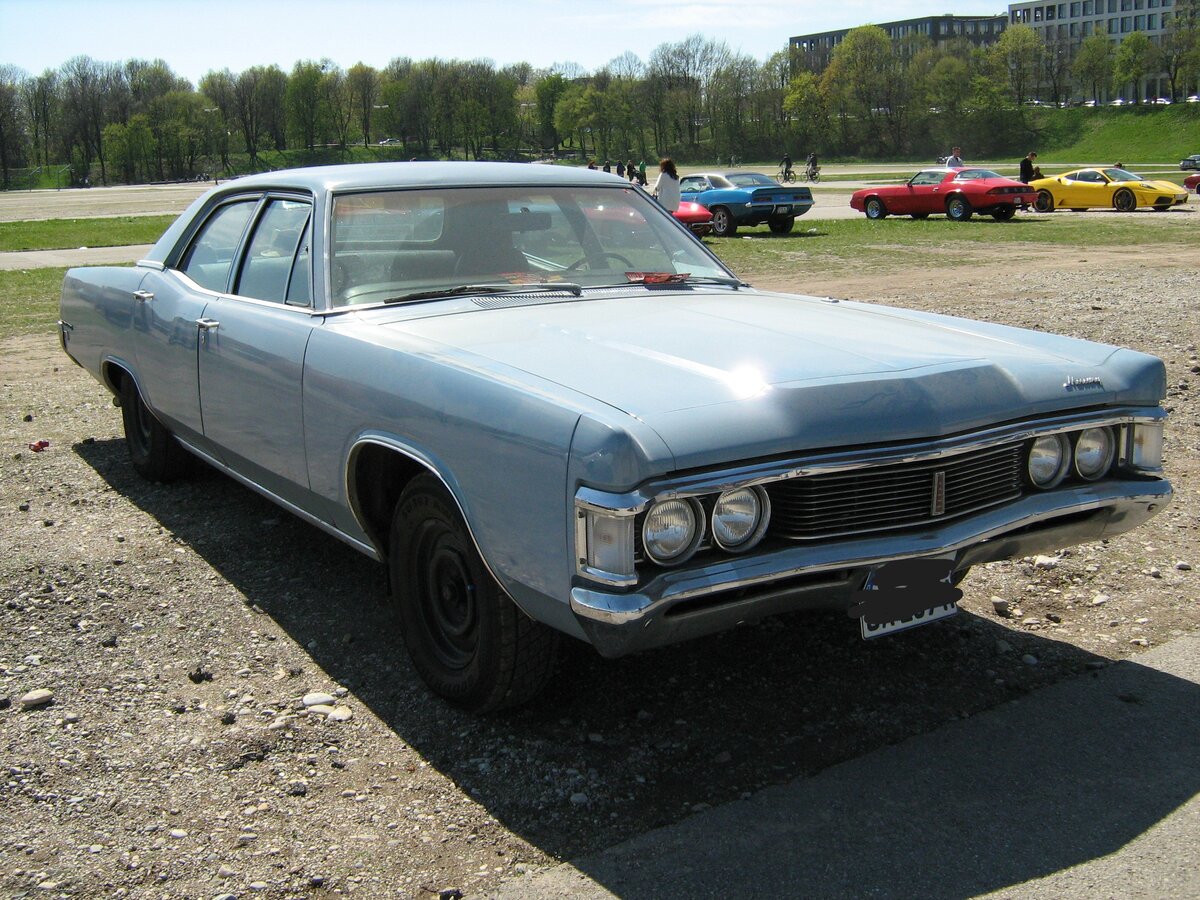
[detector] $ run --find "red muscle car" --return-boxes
[851,168,1037,222]
[673,200,714,236]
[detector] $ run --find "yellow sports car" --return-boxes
[1030,167,1189,212]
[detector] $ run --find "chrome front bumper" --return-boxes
[570,478,1171,657]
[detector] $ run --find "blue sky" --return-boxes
[1,0,1009,83]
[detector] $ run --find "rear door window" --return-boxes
[234,198,313,304]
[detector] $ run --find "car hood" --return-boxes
[384,289,1163,470]
[1132,179,1186,193]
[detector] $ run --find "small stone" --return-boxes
[1022,617,1041,626]
[1033,555,1059,569]
[306,704,336,716]
[237,832,257,843]
[187,667,213,684]
[219,711,237,725]
[309,875,325,887]
[569,792,589,806]
[587,732,603,743]
[1129,638,1149,647]
[1046,613,1062,623]
[1091,594,1110,606]
[213,894,238,900]
[249,883,268,892]
[327,706,353,722]
[302,692,336,707]
[286,781,308,797]
[991,597,1011,617]
[19,688,53,709]
[169,829,187,838]
[1175,561,1192,571]
[713,751,732,764]
[1146,567,1162,578]
[995,639,1012,654]
[217,865,237,877]
[439,890,463,900]
[1021,654,1039,665]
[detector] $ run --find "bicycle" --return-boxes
[803,166,821,184]
[778,168,796,184]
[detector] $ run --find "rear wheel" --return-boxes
[1034,190,1055,212]
[768,215,795,234]
[991,206,1017,221]
[945,195,973,221]
[119,374,190,482]
[390,475,558,712]
[711,206,737,237]
[864,197,888,220]
[1113,188,1137,212]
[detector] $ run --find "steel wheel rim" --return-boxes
[415,524,479,670]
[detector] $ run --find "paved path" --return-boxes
[490,634,1200,899]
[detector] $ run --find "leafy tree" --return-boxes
[990,24,1044,105]
[347,63,379,146]
[288,61,325,151]
[1072,34,1113,103]
[534,72,567,153]
[1113,31,1156,101]
[0,65,27,186]
[21,70,58,169]
[1158,0,1200,99]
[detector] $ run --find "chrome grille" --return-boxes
[766,444,1024,541]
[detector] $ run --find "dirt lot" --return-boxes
[1,239,1197,899]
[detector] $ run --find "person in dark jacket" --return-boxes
[1019,151,1041,183]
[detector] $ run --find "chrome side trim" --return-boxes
[176,438,379,561]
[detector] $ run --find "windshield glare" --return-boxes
[1104,168,1144,182]
[953,168,1003,180]
[329,186,732,307]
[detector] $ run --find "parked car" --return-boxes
[678,171,814,237]
[673,199,714,236]
[1030,167,1189,212]
[1150,97,1173,105]
[1184,173,1200,192]
[1179,154,1200,171]
[59,162,1172,711]
[849,168,1036,222]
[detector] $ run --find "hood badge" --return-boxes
[1064,375,1104,392]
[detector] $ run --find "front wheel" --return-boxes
[1034,190,1055,212]
[768,215,795,234]
[711,206,737,237]
[864,197,888,220]
[945,195,973,221]
[991,206,1017,221]
[119,374,190,482]
[390,475,558,712]
[1113,188,1137,212]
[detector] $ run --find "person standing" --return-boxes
[638,160,647,185]
[602,160,611,173]
[627,159,639,183]
[651,157,681,212]
[1019,151,1040,183]
[616,160,625,178]
[946,146,964,167]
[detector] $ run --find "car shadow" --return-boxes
[77,437,1200,893]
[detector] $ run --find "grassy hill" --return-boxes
[1031,104,1200,163]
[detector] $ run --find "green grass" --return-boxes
[706,213,1196,278]
[0,216,175,252]
[1033,105,1200,163]
[0,267,67,341]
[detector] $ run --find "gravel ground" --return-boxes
[1,244,1197,900]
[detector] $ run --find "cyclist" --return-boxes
[780,153,794,182]
[805,152,820,181]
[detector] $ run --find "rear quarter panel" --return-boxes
[59,266,147,390]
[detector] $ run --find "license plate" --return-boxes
[774,204,791,214]
[851,556,962,639]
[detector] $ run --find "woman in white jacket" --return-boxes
[651,158,681,212]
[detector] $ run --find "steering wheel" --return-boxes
[564,251,634,272]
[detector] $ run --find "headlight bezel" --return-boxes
[641,497,704,566]
[710,486,771,553]
[1027,433,1070,488]
[1073,426,1116,480]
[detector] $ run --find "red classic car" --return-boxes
[850,168,1037,222]
[673,200,713,236]
[1184,173,1200,192]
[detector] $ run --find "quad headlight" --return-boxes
[711,487,770,552]
[642,498,703,565]
[1073,427,1115,480]
[1027,434,1070,488]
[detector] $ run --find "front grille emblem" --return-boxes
[931,471,946,516]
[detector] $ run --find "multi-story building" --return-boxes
[790,14,1008,71]
[1009,0,1178,99]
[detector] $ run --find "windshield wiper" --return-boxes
[383,282,583,305]
[623,272,747,288]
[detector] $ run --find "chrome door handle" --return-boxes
[196,318,220,331]
[133,290,155,302]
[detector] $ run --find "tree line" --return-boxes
[1,13,1197,188]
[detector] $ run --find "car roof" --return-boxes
[225,161,630,194]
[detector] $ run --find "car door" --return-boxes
[679,176,709,205]
[196,195,318,510]
[131,197,259,451]
[1061,170,1103,207]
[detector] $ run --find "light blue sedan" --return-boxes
[679,171,814,236]
[59,162,1171,711]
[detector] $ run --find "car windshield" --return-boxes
[1104,168,1144,182]
[727,173,776,187]
[329,185,735,307]
[953,168,1004,180]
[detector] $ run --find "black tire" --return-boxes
[1034,190,1055,212]
[910,213,929,220]
[711,206,737,237]
[390,475,558,712]
[991,206,1017,221]
[864,197,887,220]
[768,215,795,234]
[1113,188,1136,212]
[945,195,973,221]
[119,374,190,482]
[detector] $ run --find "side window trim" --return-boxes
[175,196,260,294]
[229,192,315,307]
